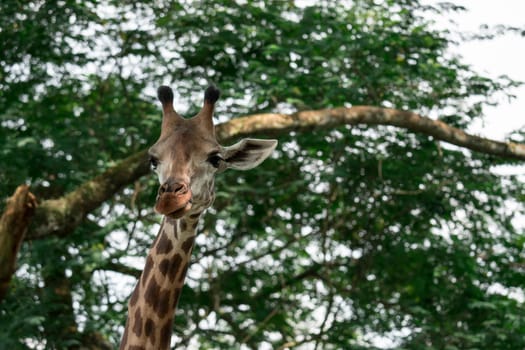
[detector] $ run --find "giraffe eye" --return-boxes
[149,156,159,170]
[207,154,223,168]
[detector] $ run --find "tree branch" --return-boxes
[26,150,149,240]
[96,261,142,279]
[216,106,525,160]
[23,106,525,241]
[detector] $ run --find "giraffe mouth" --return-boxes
[167,200,193,219]
[154,189,193,218]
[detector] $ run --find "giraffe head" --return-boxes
[148,85,277,219]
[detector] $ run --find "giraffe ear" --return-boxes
[222,139,278,171]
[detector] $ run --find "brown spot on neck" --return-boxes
[143,276,173,319]
[156,233,174,255]
[129,284,140,307]
[159,318,173,349]
[180,220,188,231]
[181,236,195,255]
[154,288,172,319]
[144,318,155,346]
[132,308,143,337]
[159,254,183,282]
[144,278,160,308]
[141,256,154,288]
[178,262,189,283]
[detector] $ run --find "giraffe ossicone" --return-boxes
[119,85,277,349]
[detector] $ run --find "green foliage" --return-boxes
[1,0,524,349]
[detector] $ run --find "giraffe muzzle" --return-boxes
[155,181,193,218]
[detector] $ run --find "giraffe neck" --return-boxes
[120,214,200,350]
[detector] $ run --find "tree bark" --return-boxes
[216,106,525,159]
[0,185,37,301]
[27,150,150,240]
[20,106,525,242]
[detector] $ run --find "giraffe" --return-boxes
[119,85,277,349]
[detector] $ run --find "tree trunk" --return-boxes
[0,185,37,301]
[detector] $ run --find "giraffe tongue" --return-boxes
[154,190,192,217]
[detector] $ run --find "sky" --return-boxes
[431,0,525,140]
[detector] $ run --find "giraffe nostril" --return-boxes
[173,184,184,193]
[159,179,188,196]
[159,183,169,195]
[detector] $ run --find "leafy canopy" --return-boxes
[1,0,524,349]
